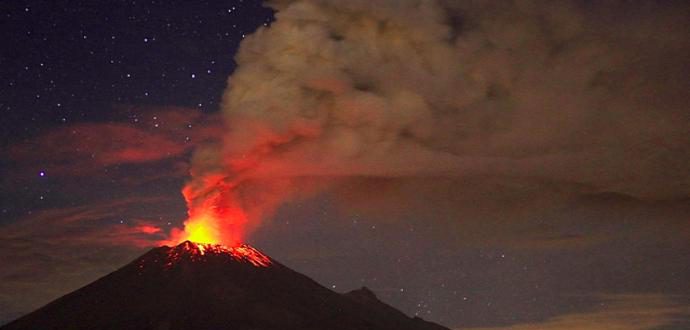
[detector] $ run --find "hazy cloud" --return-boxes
[7,106,221,178]
[176,0,689,243]
[462,294,690,330]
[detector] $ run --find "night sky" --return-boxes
[2,1,690,329]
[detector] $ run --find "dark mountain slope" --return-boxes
[3,241,449,330]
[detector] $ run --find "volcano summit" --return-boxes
[2,241,449,330]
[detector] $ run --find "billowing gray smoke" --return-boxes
[184,0,689,238]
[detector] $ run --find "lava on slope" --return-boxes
[162,241,272,267]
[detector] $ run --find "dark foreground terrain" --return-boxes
[3,241,449,330]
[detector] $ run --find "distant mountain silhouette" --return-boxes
[2,241,449,330]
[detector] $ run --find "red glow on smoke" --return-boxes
[160,126,302,249]
[136,225,162,235]
[162,176,248,247]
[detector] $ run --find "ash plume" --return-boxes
[181,0,690,242]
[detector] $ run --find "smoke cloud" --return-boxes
[181,0,690,242]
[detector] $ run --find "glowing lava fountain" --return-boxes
[163,182,250,247]
[156,176,273,268]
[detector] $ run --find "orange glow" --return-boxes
[162,146,296,247]
[161,178,249,247]
[180,212,220,245]
[162,207,247,247]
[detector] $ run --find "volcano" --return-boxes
[2,241,449,330]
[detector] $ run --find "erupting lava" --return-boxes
[175,211,221,245]
[157,179,272,267]
[163,181,249,247]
